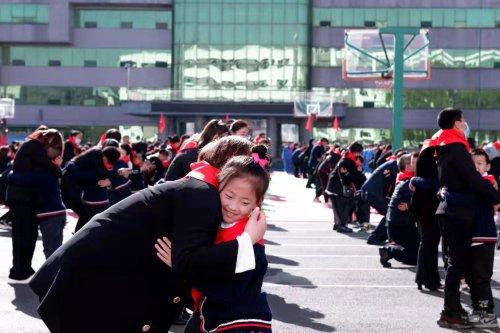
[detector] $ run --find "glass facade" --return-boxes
[73,8,172,29]
[313,8,500,28]
[312,48,500,69]
[312,87,500,109]
[174,0,309,101]
[0,4,49,24]
[0,86,122,107]
[1,47,171,68]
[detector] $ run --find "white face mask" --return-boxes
[75,138,81,145]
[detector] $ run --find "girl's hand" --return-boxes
[397,203,409,211]
[244,207,267,244]
[98,179,111,187]
[53,156,63,167]
[155,237,172,267]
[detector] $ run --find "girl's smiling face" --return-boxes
[219,176,259,223]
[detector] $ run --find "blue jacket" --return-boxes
[438,183,497,243]
[387,179,413,227]
[8,170,66,219]
[129,165,145,192]
[196,243,272,332]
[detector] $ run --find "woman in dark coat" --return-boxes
[7,129,63,282]
[29,136,264,333]
[412,144,442,290]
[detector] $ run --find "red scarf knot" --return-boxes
[186,161,220,188]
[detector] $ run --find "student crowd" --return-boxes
[282,108,500,329]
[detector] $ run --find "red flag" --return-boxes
[224,114,230,122]
[332,117,341,131]
[305,115,314,132]
[159,114,166,134]
[0,134,7,146]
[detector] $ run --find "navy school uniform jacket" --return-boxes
[66,148,111,206]
[193,219,272,332]
[360,160,398,214]
[29,176,240,333]
[108,159,132,205]
[8,170,66,219]
[387,178,413,228]
[165,147,199,181]
[129,164,145,192]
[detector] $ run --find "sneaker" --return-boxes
[471,311,498,328]
[336,226,353,233]
[437,311,473,329]
[333,224,339,231]
[378,247,392,268]
[312,197,321,203]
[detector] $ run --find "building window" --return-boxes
[156,22,169,30]
[319,21,331,27]
[421,21,432,28]
[84,21,97,28]
[0,4,49,24]
[120,21,133,29]
[84,60,97,67]
[11,59,25,66]
[154,61,168,68]
[48,60,61,67]
[364,21,376,27]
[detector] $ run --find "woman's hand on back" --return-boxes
[155,237,172,267]
[244,207,267,244]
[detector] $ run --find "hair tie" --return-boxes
[252,153,268,168]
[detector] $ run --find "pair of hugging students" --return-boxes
[29,135,273,333]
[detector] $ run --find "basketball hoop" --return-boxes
[0,99,15,119]
[306,103,320,116]
[374,79,393,90]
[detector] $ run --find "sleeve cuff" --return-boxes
[235,232,256,273]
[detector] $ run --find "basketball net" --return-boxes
[374,79,393,90]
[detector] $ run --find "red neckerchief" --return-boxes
[179,140,198,152]
[483,174,496,187]
[215,216,265,246]
[104,161,114,170]
[396,170,415,183]
[428,129,470,150]
[191,216,264,312]
[345,152,357,163]
[120,155,130,165]
[186,161,219,188]
[387,155,397,161]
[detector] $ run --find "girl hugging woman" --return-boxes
[158,155,273,333]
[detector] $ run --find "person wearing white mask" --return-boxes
[62,130,82,168]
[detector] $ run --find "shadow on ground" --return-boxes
[10,284,41,319]
[267,293,336,332]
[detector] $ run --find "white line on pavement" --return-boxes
[268,267,500,273]
[266,254,380,257]
[263,283,500,289]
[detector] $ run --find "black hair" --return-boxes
[198,119,230,149]
[230,120,250,134]
[218,155,270,204]
[102,146,121,164]
[119,143,132,156]
[105,128,122,142]
[102,138,119,148]
[70,130,82,137]
[470,148,490,164]
[397,153,412,172]
[437,108,463,129]
[251,144,268,159]
[349,142,363,153]
[198,135,252,169]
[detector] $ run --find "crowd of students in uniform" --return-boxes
[283,107,500,329]
[2,119,275,333]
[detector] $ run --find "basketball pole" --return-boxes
[379,27,420,150]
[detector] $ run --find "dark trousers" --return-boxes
[387,223,419,265]
[313,174,323,198]
[465,243,495,313]
[440,215,474,313]
[332,195,353,227]
[306,168,315,187]
[366,192,389,242]
[75,203,108,233]
[415,216,441,289]
[39,214,66,259]
[318,172,329,202]
[354,194,370,223]
[293,163,300,178]
[9,204,38,280]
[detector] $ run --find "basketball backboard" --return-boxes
[294,92,332,118]
[0,99,15,119]
[343,29,430,81]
